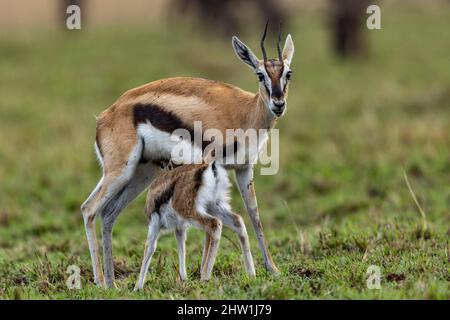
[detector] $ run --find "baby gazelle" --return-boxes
[135,162,255,290]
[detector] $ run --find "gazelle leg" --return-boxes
[82,203,104,286]
[199,216,222,281]
[211,205,256,277]
[135,215,160,291]
[101,216,115,289]
[81,175,105,285]
[81,172,131,287]
[175,227,187,281]
[81,139,144,288]
[235,165,280,274]
[101,163,157,288]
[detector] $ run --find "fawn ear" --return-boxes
[232,36,259,70]
[282,34,294,65]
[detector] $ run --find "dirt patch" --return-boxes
[309,177,336,195]
[387,273,406,282]
[290,265,322,278]
[114,258,135,279]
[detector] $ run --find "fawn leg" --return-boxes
[135,215,160,290]
[199,216,222,281]
[211,205,256,277]
[175,227,187,281]
[201,233,211,273]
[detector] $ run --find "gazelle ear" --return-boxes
[232,36,259,70]
[282,34,294,65]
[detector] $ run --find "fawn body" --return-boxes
[135,162,255,290]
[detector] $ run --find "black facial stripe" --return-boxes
[263,82,271,96]
[271,83,283,99]
[263,62,284,99]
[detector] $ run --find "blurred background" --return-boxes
[0,0,449,299]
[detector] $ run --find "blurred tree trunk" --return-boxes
[329,0,369,58]
[172,0,289,37]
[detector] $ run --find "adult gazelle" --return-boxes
[81,21,295,287]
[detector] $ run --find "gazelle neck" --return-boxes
[252,91,277,131]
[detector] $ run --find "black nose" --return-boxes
[272,101,285,116]
[273,101,285,109]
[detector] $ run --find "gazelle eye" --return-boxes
[286,71,292,80]
[256,72,265,82]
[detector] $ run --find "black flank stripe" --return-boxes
[154,183,175,214]
[194,167,207,190]
[134,103,241,159]
[133,103,194,135]
[133,102,203,148]
[264,83,271,96]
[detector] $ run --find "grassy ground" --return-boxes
[0,6,449,299]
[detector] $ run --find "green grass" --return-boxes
[0,6,449,299]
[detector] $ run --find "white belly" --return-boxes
[138,122,269,166]
[137,122,203,164]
